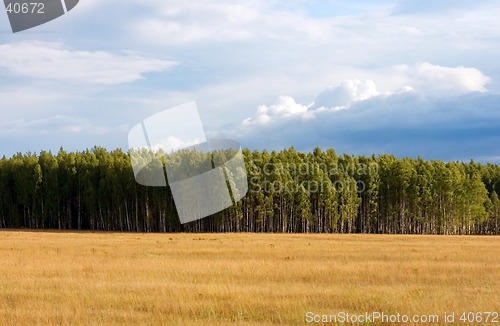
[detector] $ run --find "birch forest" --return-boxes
[1,147,499,234]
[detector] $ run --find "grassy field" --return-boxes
[0,231,499,325]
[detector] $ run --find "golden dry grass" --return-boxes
[0,231,499,325]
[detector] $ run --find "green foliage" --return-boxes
[0,147,498,234]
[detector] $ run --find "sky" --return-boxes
[1,0,500,162]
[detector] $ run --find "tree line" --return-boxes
[0,147,499,234]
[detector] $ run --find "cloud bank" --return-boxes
[1,1,500,160]
[0,42,176,85]
[219,63,500,162]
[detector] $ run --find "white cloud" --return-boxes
[309,63,490,110]
[150,136,205,152]
[312,80,379,109]
[131,1,330,45]
[391,63,490,95]
[240,63,490,125]
[0,41,176,85]
[222,91,500,161]
[0,115,125,136]
[217,63,499,161]
[254,96,313,123]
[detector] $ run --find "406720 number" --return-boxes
[5,2,45,14]
[459,312,499,323]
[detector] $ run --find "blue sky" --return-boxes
[1,0,500,162]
